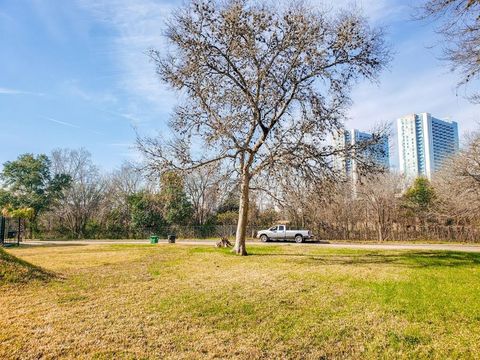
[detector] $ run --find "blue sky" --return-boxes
[0,0,478,171]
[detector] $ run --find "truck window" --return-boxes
[270,226,277,231]
[278,225,285,231]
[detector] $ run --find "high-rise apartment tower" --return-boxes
[397,113,459,179]
[335,129,390,183]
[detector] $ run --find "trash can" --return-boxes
[168,234,176,243]
[150,235,158,244]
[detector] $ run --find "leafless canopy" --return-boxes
[50,148,105,238]
[434,132,480,221]
[138,0,390,254]
[418,0,480,102]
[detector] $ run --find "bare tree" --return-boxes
[138,0,390,254]
[105,162,146,237]
[269,172,330,230]
[417,0,480,102]
[357,173,405,241]
[184,164,224,225]
[110,162,145,197]
[434,131,480,221]
[50,148,105,238]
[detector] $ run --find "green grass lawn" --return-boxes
[1,244,480,359]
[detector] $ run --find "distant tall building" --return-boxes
[397,113,459,180]
[335,129,390,183]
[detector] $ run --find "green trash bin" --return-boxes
[150,235,159,244]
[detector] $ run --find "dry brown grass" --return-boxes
[1,244,480,359]
[0,247,53,285]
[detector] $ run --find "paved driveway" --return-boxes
[20,239,480,253]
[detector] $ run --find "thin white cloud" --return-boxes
[108,142,132,147]
[41,116,103,135]
[42,116,81,129]
[77,0,177,113]
[348,68,479,157]
[348,41,479,136]
[63,80,118,104]
[118,112,142,124]
[0,87,44,96]
[97,108,145,125]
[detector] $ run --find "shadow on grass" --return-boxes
[0,248,56,284]
[249,250,480,268]
[14,243,88,249]
[260,240,330,244]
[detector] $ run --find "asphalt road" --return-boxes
[19,239,480,253]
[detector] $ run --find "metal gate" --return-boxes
[0,216,23,247]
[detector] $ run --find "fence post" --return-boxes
[17,218,21,245]
[0,216,5,246]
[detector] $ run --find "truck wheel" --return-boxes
[295,235,304,243]
[260,234,269,242]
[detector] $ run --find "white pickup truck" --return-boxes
[256,224,313,243]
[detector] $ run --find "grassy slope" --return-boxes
[1,244,480,359]
[0,247,53,285]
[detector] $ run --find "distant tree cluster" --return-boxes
[273,131,480,242]
[1,133,479,241]
[0,154,71,237]
[0,149,278,239]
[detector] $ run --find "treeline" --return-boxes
[0,149,276,239]
[286,174,480,242]
[279,132,480,242]
[1,131,479,241]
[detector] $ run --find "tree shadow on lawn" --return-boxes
[0,247,56,284]
[250,250,480,269]
[14,243,88,249]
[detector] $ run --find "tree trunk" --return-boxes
[377,210,383,242]
[30,214,37,240]
[234,173,250,256]
[377,222,383,242]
